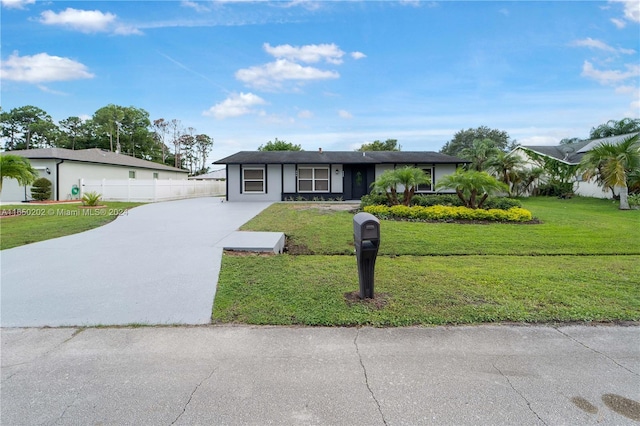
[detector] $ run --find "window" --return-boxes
[298,167,329,192]
[243,167,265,193]
[129,171,136,179]
[153,172,159,179]
[416,168,433,192]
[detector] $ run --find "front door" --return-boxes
[351,166,369,200]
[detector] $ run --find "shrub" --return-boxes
[363,205,533,222]
[30,177,52,201]
[628,194,640,208]
[360,193,390,207]
[538,182,573,197]
[483,197,522,210]
[82,191,102,206]
[411,194,463,207]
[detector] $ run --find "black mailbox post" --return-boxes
[353,212,380,299]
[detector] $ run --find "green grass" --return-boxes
[0,202,144,250]
[215,197,640,326]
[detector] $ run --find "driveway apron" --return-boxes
[0,198,273,327]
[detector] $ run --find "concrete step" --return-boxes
[217,231,285,254]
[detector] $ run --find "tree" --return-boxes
[152,118,169,162]
[357,139,401,151]
[0,154,38,192]
[459,138,501,172]
[0,106,57,150]
[486,151,526,196]
[258,138,302,151]
[559,137,582,145]
[58,117,84,150]
[370,166,430,206]
[195,134,213,174]
[580,134,640,210]
[520,148,579,197]
[435,169,508,209]
[440,126,517,157]
[589,118,640,139]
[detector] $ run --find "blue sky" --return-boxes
[1,0,639,161]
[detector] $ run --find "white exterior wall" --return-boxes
[0,159,189,203]
[283,164,296,192]
[331,164,343,193]
[1,159,57,203]
[226,164,282,202]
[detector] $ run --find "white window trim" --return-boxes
[298,167,330,193]
[243,167,265,194]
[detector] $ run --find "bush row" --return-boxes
[360,193,522,210]
[363,205,533,222]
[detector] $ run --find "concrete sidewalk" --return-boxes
[1,325,638,425]
[0,198,273,327]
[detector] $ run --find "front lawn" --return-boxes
[0,202,143,250]
[213,197,640,326]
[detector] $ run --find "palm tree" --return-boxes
[435,169,508,209]
[370,166,430,206]
[0,154,38,193]
[580,134,640,210]
[393,166,431,205]
[459,138,501,172]
[370,169,400,205]
[487,151,525,196]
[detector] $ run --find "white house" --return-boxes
[513,132,639,199]
[1,148,188,203]
[213,150,468,202]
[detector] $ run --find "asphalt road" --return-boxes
[2,325,638,425]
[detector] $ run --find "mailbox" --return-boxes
[353,212,380,299]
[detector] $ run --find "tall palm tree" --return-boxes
[0,154,38,193]
[460,138,501,172]
[580,134,640,210]
[435,169,508,209]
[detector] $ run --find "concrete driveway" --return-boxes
[0,198,273,327]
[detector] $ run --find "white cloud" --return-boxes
[203,92,267,119]
[570,37,635,54]
[263,43,345,64]
[235,58,339,91]
[181,0,211,13]
[351,51,367,60]
[338,110,353,119]
[610,0,640,23]
[298,110,314,119]
[39,8,142,35]
[0,52,94,83]
[1,0,35,9]
[610,18,626,28]
[581,60,640,85]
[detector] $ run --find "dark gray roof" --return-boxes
[2,148,187,173]
[519,132,639,165]
[517,141,591,164]
[214,151,468,165]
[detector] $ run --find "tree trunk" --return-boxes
[618,185,630,210]
[477,193,489,209]
[455,189,467,207]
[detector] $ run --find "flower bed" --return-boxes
[363,204,533,222]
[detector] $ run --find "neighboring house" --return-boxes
[188,168,226,181]
[513,132,639,198]
[214,150,468,202]
[1,148,188,203]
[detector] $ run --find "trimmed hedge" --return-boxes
[361,193,522,210]
[363,205,533,222]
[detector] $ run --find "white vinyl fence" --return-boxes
[80,178,225,202]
